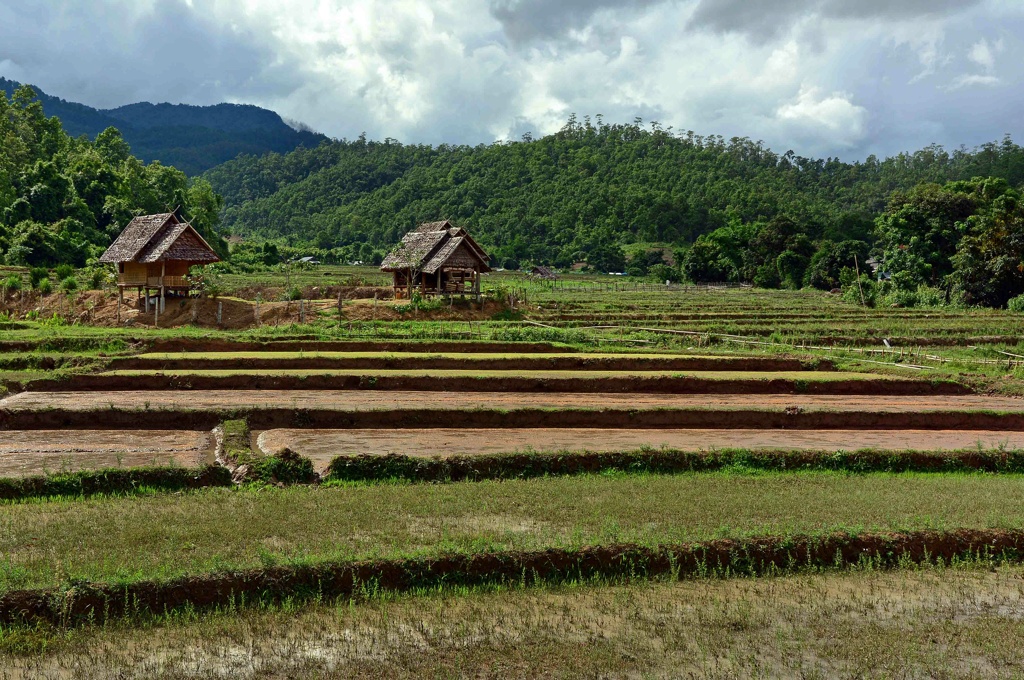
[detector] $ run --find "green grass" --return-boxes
[3,470,1024,592]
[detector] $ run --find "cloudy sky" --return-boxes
[0,0,1021,159]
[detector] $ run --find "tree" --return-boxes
[951,188,1024,307]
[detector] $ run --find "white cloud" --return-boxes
[776,87,867,143]
[945,74,1001,90]
[0,0,1020,159]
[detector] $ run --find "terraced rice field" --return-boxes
[0,430,213,477]
[5,295,1024,673]
[256,428,1024,471]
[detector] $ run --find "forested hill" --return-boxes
[0,78,326,175]
[205,118,1024,268]
[0,84,227,268]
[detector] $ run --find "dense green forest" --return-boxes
[4,76,1024,309]
[0,84,227,268]
[206,116,1024,268]
[0,78,326,175]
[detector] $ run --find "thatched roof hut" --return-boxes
[530,265,558,280]
[381,221,490,299]
[99,212,219,311]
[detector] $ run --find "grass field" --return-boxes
[6,565,1022,678]
[3,471,1024,592]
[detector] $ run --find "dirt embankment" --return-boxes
[4,403,1024,432]
[144,339,574,354]
[19,373,967,397]
[110,355,828,373]
[0,291,507,329]
[1,528,1021,626]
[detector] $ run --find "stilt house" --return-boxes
[381,221,490,299]
[99,212,220,312]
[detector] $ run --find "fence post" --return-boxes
[216,301,223,327]
[299,299,306,324]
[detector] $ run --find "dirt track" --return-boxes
[257,428,1024,470]
[5,390,1023,413]
[0,430,214,477]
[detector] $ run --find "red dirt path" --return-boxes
[257,428,1024,470]
[4,390,1024,413]
[0,430,214,477]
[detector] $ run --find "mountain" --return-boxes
[0,78,327,175]
[203,118,1024,270]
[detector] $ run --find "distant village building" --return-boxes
[865,257,891,281]
[99,211,220,312]
[381,221,490,300]
[530,265,559,280]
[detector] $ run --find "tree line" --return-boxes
[0,84,227,268]
[205,115,1024,299]
[4,83,1024,309]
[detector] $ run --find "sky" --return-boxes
[0,0,1021,160]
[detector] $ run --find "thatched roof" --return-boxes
[99,213,220,264]
[381,221,490,273]
[531,265,558,280]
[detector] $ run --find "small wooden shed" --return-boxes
[99,212,220,312]
[380,221,490,300]
[530,265,559,280]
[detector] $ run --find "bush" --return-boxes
[284,285,303,301]
[29,267,49,289]
[37,278,52,295]
[648,263,680,283]
[54,264,74,280]
[89,269,106,290]
[2,275,21,293]
[1007,293,1024,312]
[60,276,78,293]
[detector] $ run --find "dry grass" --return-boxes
[3,471,1024,591]
[4,563,1024,678]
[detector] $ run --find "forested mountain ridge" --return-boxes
[205,117,1024,270]
[0,78,326,175]
[0,84,227,268]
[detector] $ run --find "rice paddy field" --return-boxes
[5,271,1024,676]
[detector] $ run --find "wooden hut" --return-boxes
[530,265,558,280]
[380,221,490,300]
[99,212,220,312]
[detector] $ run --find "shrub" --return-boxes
[1008,293,1024,313]
[89,269,106,290]
[54,264,74,280]
[29,267,49,289]
[37,278,52,295]
[60,276,78,293]
[284,285,303,301]
[2,275,21,294]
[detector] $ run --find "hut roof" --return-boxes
[531,265,558,280]
[99,213,220,264]
[381,221,490,273]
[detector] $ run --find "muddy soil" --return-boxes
[27,372,945,397]
[0,430,214,477]
[256,428,1024,470]
[112,354,823,373]
[6,390,1022,414]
